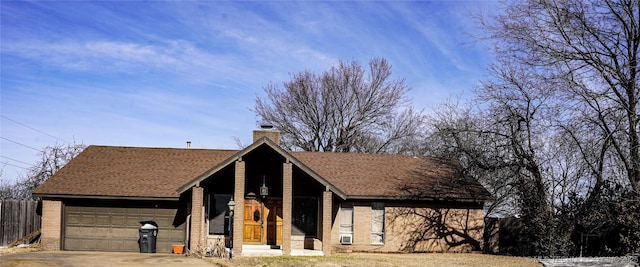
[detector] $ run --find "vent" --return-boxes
[260,123,274,129]
[340,234,353,245]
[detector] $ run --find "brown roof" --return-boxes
[33,146,236,199]
[34,145,492,201]
[291,152,492,201]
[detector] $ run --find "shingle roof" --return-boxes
[33,146,236,199]
[291,152,492,201]
[34,145,492,201]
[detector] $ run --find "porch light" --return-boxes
[227,198,235,259]
[228,198,235,212]
[260,175,269,198]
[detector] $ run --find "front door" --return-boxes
[266,198,283,245]
[243,199,264,244]
[243,198,283,245]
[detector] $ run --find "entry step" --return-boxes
[242,244,280,250]
[241,245,283,256]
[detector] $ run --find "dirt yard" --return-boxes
[204,252,543,267]
[0,250,212,267]
[1,246,542,267]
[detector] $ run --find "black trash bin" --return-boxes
[139,221,158,253]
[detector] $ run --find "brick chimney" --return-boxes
[253,124,280,145]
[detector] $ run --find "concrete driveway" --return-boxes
[538,257,639,267]
[0,251,215,267]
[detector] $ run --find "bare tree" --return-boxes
[10,142,86,200]
[255,57,425,154]
[431,0,640,256]
[482,0,640,193]
[0,164,19,199]
[427,57,564,255]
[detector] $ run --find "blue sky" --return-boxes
[1,1,497,183]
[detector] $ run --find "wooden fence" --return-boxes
[0,199,41,246]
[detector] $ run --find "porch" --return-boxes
[240,244,324,256]
[181,134,337,256]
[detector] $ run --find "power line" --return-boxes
[0,137,41,152]
[0,156,32,166]
[1,115,71,143]
[1,161,30,171]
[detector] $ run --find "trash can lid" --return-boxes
[140,220,158,229]
[141,223,158,229]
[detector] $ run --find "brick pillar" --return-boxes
[41,200,62,251]
[282,162,292,255]
[322,190,333,255]
[190,186,204,252]
[233,160,245,256]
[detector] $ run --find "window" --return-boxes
[292,197,318,236]
[208,194,232,235]
[371,202,385,244]
[339,202,354,244]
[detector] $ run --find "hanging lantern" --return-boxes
[260,175,269,197]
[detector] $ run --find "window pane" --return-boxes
[371,202,384,244]
[371,233,384,244]
[371,210,383,232]
[209,194,231,235]
[293,197,318,236]
[340,203,353,234]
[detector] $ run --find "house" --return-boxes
[33,129,492,255]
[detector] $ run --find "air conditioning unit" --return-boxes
[340,234,353,245]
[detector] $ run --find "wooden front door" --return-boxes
[243,198,283,245]
[243,199,264,243]
[266,199,283,245]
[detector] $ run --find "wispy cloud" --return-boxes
[5,40,226,82]
[1,1,496,182]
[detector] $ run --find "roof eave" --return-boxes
[176,150,245,194]
[345,194,492,203]
[33,193,180,201]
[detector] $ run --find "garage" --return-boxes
[63,200,185,253]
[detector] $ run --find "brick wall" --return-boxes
[321,191,332,255]
[281,162,292,255]
[353,203,371,245]
[190,187,204,251]
[41,200,62,251]
[232,160,245,256]
[331,201,485,253]
[253,130,280,145]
